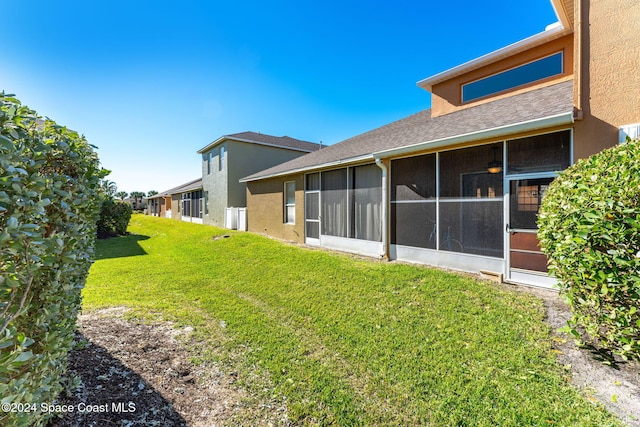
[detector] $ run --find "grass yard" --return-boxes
[84,214,621,426]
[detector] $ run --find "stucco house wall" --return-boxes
[171,194,181,221]
[201,144,228,227]
[199,133,322,228]
[246,174,305,242]
[572,0,640,160]
[227,142,312,209]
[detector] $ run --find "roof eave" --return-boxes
[240,153,375,183]
[242,111,575,182]
[550,0,573,30]
[197,135,228,154]
[416,24,572,92]
[373,111,575,159]
[197,136,317,154]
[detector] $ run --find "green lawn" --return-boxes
[84,214,620,426]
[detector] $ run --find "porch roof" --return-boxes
[241,80,574,182]
[146,178,203,199]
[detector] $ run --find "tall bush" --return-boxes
[97,198,133,239]
[0,93,107,426]
[538,137,640,361]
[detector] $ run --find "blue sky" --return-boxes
[1,1,558,194]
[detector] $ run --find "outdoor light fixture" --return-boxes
[487,146,503,174]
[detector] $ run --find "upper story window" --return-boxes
[461,52,563,103]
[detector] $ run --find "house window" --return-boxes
[219,146,225,171]
[207,152,212,174]
[284,181,295,224]
[204,191,209,215]
[462,52,563,103]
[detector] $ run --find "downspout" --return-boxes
[574,0,584,120]
[374,157,389,260]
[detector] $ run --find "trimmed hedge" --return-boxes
[0,93,106,426]
[97,198,133,239]
[538,137,640,361]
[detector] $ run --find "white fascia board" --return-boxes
[239,154,374,182]
[373,111,575,159]
[549,0,572,30]
[417,25,570,92]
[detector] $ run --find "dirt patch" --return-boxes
[47,307,288,427]
[48,287,640,426]
[511,284,640,427]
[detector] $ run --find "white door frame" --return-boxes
[504,172,558,288]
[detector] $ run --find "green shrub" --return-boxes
[97,198,133,239]
[538,137,640,361]
[0,93,107,426]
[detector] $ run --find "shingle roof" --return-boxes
[146,178,203,199]
[197,131,322,154]
[242,80,574,182]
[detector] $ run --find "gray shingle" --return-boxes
[242,80,574,181]
[198,131,321,154]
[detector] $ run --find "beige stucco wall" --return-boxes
[171,194,182,221]
[431,35,574,117]
[246,174,305,243]
[572,0,640,161]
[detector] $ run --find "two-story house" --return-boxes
[197,132,322,227]
[241,0,640,288]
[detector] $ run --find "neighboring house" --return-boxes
[241,0,640,289]
[196,132,321,228]
[146,178,203,223]
[123,197,146,211]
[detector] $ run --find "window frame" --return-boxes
[219,146,225,171]
[284,181,296,224]
[461,51,564,103]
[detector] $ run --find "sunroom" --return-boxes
[303,163,383,256]
[387,129,571,287]
[242,81,576,288]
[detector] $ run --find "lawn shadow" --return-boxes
[47,331,188,427]
[95,234,150,260]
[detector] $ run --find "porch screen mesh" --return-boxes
[321,168,348,237]
[306,221,319,239]
[391,154,436,248]
[305,192,319,221]
[391,202,436,249]
[438,201,503,257]
[507,130,570,174]
[351,164,382,242]
[439,144,503,257]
